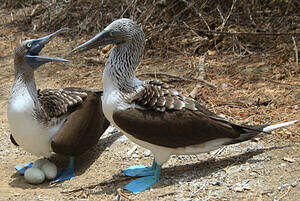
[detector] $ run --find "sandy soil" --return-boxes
[0,16,299,201]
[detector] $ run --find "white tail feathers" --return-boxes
[263,120,298,132]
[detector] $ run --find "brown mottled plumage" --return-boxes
[113,80,264,148]
[38,88,87,120]
[49,89,110,156]
[134,80,197,112]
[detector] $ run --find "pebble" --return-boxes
[233,187,244,192]
[211,181,222,186]
[282,157,295,163]
[278,183,290,190]
[291,181,297,187]
[127,145,137,156]
[116,135,127,143]
[131,153,138,158]
[144,150,151,156]
[181,198,192,201]
[280,163,287,167]
[262,188,273,195]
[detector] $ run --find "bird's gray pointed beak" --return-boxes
[71,30,111,54]
[25,28,69,69]
[37,28,69,46]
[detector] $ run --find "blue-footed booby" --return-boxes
[7,29,110,183]
[72,18,297,193]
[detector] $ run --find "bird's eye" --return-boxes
[27,43,32,48]
[109,32,114,37]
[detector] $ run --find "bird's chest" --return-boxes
[102,89,130,124]
[7,91,58,157]
[7,90,37,131]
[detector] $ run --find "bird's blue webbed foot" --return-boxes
[50,157,76,184]
[124,163,161,194]
[123,165,154,177]
[50,168,75,184]
[15,163,33,174]
[124,175,158,194]
[123,160,157,177]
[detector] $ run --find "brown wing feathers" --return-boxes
[51,90,110,156]
[37,87,110,156]
[134,80,198,112]
[38,88,88,120]
[113,81,260,148]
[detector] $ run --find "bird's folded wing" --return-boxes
[49,89,110,155]
[38,87,88,119]
[113,81,243,148]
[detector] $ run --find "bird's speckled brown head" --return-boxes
[71,18,145,53]
[14,40,33,68]
[14,28,69,71]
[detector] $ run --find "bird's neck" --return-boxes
[9,64,40,109]
[103,41,144,93]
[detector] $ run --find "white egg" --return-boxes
[32,158,49,168]
[24,167,45,184]
[41,162,57,180]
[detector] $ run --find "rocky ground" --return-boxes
[0,10,299,201]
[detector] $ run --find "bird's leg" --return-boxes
[123,159,157,177]
[50,156,76,183]
[124,164,161,194]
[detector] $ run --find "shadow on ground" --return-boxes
[85,145,290,196]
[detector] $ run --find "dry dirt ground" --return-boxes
[1,16,300,201]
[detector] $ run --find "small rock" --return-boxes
[243,186,252,191]
[278,183,290,190]
[221,83,228,89]
[144,150,151,156]
[291,181,297,187]
[252,137,260,142]
[117,135,128,143]
[283,183,290,187]
[283,157,295,163]
[218,114,227,119]
[127,145,137,156]
[233,187,244,192]
[262,188,273,195]
[280,163,287,167]
[181,198,191,201]
[211,181,222,186]
[131,153,138,158]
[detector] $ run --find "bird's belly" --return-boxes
[7,105,59,157]
[172,138,231,155]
